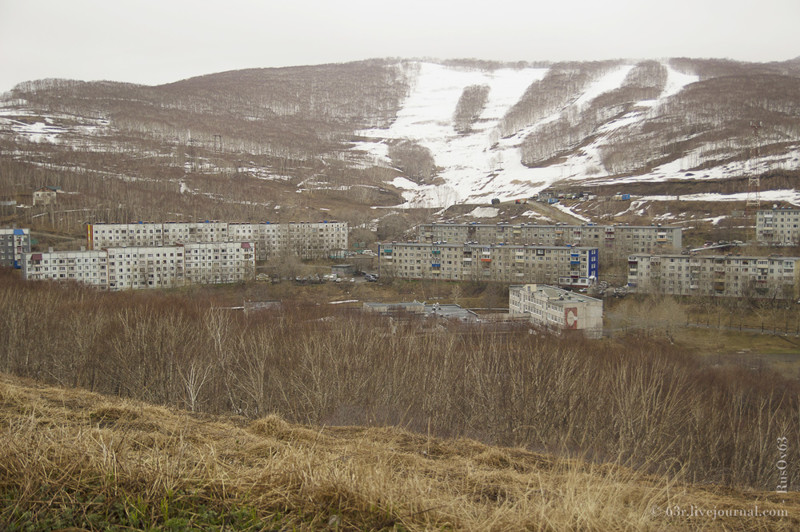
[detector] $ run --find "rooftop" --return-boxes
[512,284,602,306]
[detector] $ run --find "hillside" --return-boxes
[1,57,799,235]
[2,372,798,531]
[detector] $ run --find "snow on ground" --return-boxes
[521,210,554,222]
[573,65,634,107]
[661,64,699,99]
[0,105,111,144]
[364,61,721,209]
[636,189,800,205]
[9,120,67,143]
[390,177,422,190]
[467,207,499,218]
[359,61,551,206]
[551,202,591,222]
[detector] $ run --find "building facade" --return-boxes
[756,208,800,245]
[87,221,348,260]
[33,187,58,206]
[379,242,598,286]
[0,228,31,268]
[627,253,800,299]
[24,249,108,287]
[183,242,255,285]
[106,246,187,290]
[418,223,682,256]
[23,242,255,290]
[509,284,604,338]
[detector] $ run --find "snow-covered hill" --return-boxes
[2,57,799,228]
[353,60,800,208]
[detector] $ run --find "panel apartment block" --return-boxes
[627,254,800,299]
[107,246,187,290]
[0,228,31,268]
[756,208,800,245]
[418,223,682,256]
[23,242,254,290]
[184,242,255,284]
[23,249,108,287]
[379,242,599,286]
[509,284,604,338]
[87,221,347,259]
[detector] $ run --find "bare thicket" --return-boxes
[453,84,490,134]
[0,270,797,490]
[386,139,437,184]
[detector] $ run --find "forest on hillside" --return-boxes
[2,57,799,231]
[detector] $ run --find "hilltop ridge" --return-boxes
[1,56,799,233]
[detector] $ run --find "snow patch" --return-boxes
[551,203,591,222]
[468,207,499,218]
[521,210,554,222]
[573,65,635,107]
[389,176,422,190]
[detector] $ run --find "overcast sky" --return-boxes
[1,0,798,93]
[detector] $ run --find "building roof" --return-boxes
[379,242,597,251]
[628,254,800,261]
[363,301,478,321]
[420,222,681,230]
[511,284,602,306]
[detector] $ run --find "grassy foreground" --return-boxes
[0,373,797,531]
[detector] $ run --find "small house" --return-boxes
[33,186,59,206]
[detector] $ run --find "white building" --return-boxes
[23,241,255,290]
[509,284,604,338]
[379,242,599,287]
[184,241,254,284]
[107,246,186,290]
[87,221,347,260]
[627,253,800,299]
[24,249,108,287]
[419,223,682,256]
[756,208,800,245]
[33,187,58,206]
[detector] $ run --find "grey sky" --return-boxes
[1,0,798,93]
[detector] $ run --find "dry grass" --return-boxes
[1,373,797,531]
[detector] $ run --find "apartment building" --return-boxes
[184,242,255,284]
[23,242,254,290]
[756,208,800,245]
[418,223,682,256]
[87,221,347,259]
[107,246,186,290]
[23,249,108,287]
[0,228,31,268]
[379,242,599,286]
[509,284,603,338]
[627,254,800,299]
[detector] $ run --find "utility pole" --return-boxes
[745,121,762,210]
